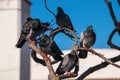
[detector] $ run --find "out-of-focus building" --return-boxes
[0,0,120,80]
[0,0,31,80]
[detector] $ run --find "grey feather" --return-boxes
[80,25,96,48]
[56,51,78,75]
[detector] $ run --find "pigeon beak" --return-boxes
[89,27,93,30]
[15,34,26,48]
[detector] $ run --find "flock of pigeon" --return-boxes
[15,6,96,78]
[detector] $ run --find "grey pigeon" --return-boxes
[16,18,50,48]
[56,51,78,76]
[56,7,75,31]
[78,25,96,58]
[16,18,34,48]
[39,34,63,61]
[80,25,96,48]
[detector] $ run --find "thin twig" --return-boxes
[50,28,78,46]
[29,42,59,80]
[78,48,120,69]
[77,55,120,80]
[91,49,120,68]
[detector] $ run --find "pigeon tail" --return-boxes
[53,54,63,61]
[15,35,26,48]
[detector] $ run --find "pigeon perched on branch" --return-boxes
[16,18,35,48]
[56,7,75,31]
[78,25,96,58]
[39,34,63,61]
[56,50,78,76]
[16,17,50,48]
[80,25,96,49]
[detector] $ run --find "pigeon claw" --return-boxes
[28,39,35,44]
[66,71,74,77]
[42,53,50,61]
[83,46,88,50]
[88,48,94,53]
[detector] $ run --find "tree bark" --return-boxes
[90,49,120,68]
[104,0,120,50]
[78,48,120,69]
[29,28,79,80]
[29,42,59,80]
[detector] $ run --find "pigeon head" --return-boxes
[39,34,50,47]
[86,25,93,32]
[57,7,64,14]
[27,17,33,21]
[32,19,41,31]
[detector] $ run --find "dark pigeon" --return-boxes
[15,17,50,48]
[56,51,78,76]
[39,34,63,61]
[56,7,75,31]
[16,18,34,48]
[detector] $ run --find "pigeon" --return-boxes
[56,7,75,31]
[44,0,74,30]
[80,25,96,49]
[16,18,34,48]
[78,25,96,58]
[16,17,50,48]
[39,34,63,61]
[56,50,78,76]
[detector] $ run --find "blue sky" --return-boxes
[30,0,120,50]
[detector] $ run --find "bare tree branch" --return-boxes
[44,0,56,19]
[59,73,78,79]
[118,0,120,5]
[91,49,120,68]
[50,28,78,46]
[104,0,120,50]
[77,55,120,80]
[31,49,46,66]
[78,48,120,69]
[104,0,119,27]
[107,28,120,50]
[29,42,59,80]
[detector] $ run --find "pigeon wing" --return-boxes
[80,32,84,47]
[64,14,74,30]
[60,55,69,69]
